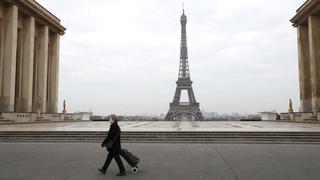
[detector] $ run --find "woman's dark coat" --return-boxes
[102,122,121,153]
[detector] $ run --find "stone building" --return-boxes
[276,0,320,121]
[291,0,320,113]
[0,0,65,114]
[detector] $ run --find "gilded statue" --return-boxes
[36,96,42,117]
[63,100,67,113]
[288,98,293,112]
[37,96,42,111]
[313,95,318,107]
[313,95,318,117]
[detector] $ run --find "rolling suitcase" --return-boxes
[120,149,140,173]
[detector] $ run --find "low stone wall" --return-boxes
[0,112,90,123]
[261,111,320,122]
[280,112,318,121]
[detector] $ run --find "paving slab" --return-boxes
[0,143,320,180]
[1,121,320,132]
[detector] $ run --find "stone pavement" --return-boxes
[1,121,320,132]
[0,143,320,180]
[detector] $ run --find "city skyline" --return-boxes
[36,0,305,115]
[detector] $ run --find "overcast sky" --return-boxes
[37,0,306,116]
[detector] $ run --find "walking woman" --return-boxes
[99,114,126,176]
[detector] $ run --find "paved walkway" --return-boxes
[1,121,320,132]
[0,143,320,180]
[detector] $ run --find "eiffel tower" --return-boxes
[165,8,204,121]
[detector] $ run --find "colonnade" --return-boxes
[0,3,60,113]
[297,14,320,112]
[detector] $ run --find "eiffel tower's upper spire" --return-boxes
[180,4,187,25]
[183,3,185,15]
[179,5,190,79]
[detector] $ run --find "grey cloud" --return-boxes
[37,0,305,115]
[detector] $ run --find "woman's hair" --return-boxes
[111,114,119,123]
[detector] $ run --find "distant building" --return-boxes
[90,115,109,121]
[202,112,218,119]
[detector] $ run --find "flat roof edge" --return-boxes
[7,0,66,35]
[290,0,320,26]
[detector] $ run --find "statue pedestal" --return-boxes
[312,111,318,120]
[36,109,41,118]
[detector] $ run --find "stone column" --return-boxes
[14,17,22,112]
[47,33,60,113]
[34,25,48,113]
[0,5,18,112]
[0,18,2,103]
[297,24,312,112]
[20,17,35,112]
[309,15,320,112]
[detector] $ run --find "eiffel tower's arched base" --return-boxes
[165,105,204,121]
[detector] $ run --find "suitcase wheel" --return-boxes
[132,167,139,174]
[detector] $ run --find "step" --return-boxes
[1,131,320,144]
[1,138,320,144]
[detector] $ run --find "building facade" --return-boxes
[291,0,320,113]
[0,0,65,113]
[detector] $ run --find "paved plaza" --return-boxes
[1,121,320,132]
[1,121,320,179]
[0,143,320,180]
